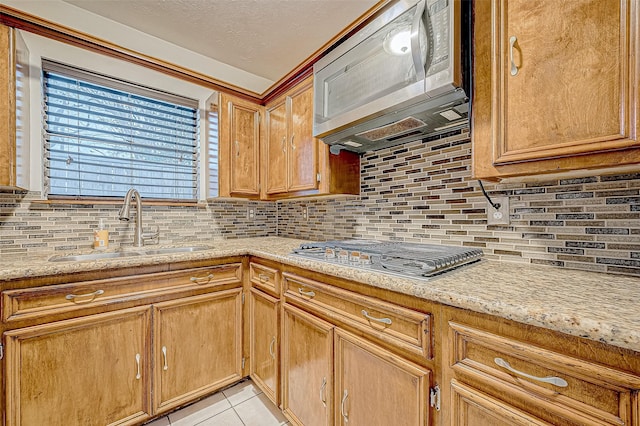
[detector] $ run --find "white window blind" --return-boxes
[207,105,219,198]
[42,60,199,201]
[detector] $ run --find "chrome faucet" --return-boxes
[118,188,147,247]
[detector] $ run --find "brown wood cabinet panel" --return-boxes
[334,328,430,426]
[249,287,279,405]
[153,289,243,414]
[451,380,551,426]
[281,303,334,426]
[283,272,432,359]
[218,93,261,197]
[2,263,242,323]
[265,98,288,194]
[446,319,640,425]
[0,23,16,188]
[473,0,640,180]
[4,306,152,426]
[249,261,280,297]
[287,82,318,192]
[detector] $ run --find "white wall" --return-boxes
[21,30,217,199]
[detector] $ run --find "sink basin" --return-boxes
[138,246,211,256]
[48,251,142,262]
[48,246,211,262]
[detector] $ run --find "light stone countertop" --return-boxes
[1,236,639,353]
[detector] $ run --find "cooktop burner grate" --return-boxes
[292,240,483,280]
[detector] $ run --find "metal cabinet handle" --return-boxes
[258,273,270,282]
[235,140,240,157]
[162,346,168,371]
[190,273,214,284]
[494,357,568,387]
[320,377,327,408]
[135,353,141,380]
[281,136,286,153]
[361,310,392,325]
[290,134,296,150]
[269,336,276,360]
[509,36,519,76]
[298,288,316,298]
[65,289,104,303]
[340,389,349,422]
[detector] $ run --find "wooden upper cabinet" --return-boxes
[218,92,261,198]
[263,75,360,199]
[473,0,640,181]
[0,23,28,190]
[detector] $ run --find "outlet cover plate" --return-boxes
[487,196,510,225]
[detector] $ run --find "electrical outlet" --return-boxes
[486,196,510,225]
[247,207,255,220]
[302,206,308,221]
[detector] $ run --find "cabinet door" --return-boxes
[219,93,261,197]
[334,329,430,426]
[287,83,319,192]
[0,23,16,187]
[265,98,288,195]
[451,380,551,426]
[281,304,334,426]
[249,287,279,404]
[4,307,151,426]
[153,289,243,413]
[473,0,640,180]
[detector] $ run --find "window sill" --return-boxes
[32,198,205,208]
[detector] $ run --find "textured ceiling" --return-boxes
[62,0,380,83]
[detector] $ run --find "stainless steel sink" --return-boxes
[48,251,142,262]
[48,246,211,262]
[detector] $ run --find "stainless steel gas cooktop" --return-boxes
[291,240,483,280]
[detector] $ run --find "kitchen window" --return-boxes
[42,60,200,201]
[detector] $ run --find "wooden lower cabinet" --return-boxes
[249,287,279,404]
[153,289,243,414]
[450,380,550,426]
[281,303,334,426]
[334,328,431,426]
[4,307,152,426]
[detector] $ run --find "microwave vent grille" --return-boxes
[356,116,427,141]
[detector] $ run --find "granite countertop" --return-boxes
[1,236,639,353]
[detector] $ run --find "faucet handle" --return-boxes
[142,225,160,244]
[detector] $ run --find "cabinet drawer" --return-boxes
[283,273,431,359]
[2,263,242,323]
[449,322,640,426]
[249,262,280,296]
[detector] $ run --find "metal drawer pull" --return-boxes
[162,346,168,371]
[509,36,519,76]
[298,288,315,298]
[258,273,270,282]
[320,377,327,408]
[361,310,392,325]
[135,353,141,380]
[494,357,568,387]
[341,389,349,422]
[269,336,276,360]
[190,274,214,284]
[65,289,104,303]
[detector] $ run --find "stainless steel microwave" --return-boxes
[313,0,470,153]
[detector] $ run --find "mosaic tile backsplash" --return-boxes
[2,130,639,277]
[278,131,640,277]
[0,192,277,254]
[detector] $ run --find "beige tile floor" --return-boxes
[145,380,289,426]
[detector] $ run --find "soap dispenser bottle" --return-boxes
[94,219,109,249]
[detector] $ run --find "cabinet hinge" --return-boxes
[429,384,440,411]
[0,343,3,361]
[242,293,245,305]
[242,357,246,369]
[316,173,321,183]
